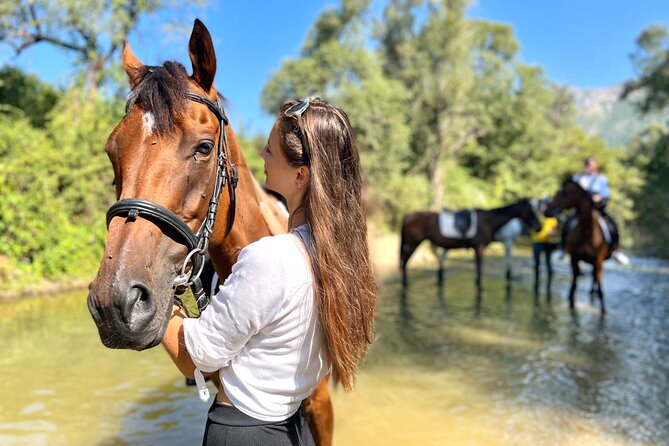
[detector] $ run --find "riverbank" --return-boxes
[0,277,90,300]
[0,231,525,300]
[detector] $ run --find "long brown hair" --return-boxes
[278,98,377,391]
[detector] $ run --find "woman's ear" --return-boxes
[295,166,311,189]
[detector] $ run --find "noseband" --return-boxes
[106,91,238,314]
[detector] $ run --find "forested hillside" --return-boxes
[573,85,669,147]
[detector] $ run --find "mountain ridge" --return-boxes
[571,85,669,147]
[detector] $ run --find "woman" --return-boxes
[531,198,559,294]
[162,98,377,445]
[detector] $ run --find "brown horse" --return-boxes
[87,20,333,445]
[545,178,616,314]
[400,199,540,291]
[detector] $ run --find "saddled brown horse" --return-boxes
[400,199,540,292]
[87,20,333,445]
[545,178,616,314]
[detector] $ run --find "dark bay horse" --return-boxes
[86,20,332,445]
[545,179,616,314]
[400,199,540,291]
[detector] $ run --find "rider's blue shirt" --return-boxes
[573,172,610,200]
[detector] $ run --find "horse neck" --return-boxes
[207,129,282,277]
[575,196,595,234]
[481,203,523,233]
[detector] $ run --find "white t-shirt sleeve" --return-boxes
[182,238,285,373]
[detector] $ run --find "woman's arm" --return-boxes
[162,306,196,379]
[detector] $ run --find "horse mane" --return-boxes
[125,62,191,135]
[562,175,576,186]
[489,198,530,213]
[563,177,590,196]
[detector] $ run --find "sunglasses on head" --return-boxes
[284,98,312,163]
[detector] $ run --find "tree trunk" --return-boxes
[430,145,444,209]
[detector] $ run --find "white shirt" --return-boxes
[182,225,329,421]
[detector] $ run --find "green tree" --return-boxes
[260,0,637,229]
[261,0,420,227]
[378,0,485,208]
[627,125,669,254]
[45,90,122,221]
[0,0,205,92]
[622,24,669,112]
[0,66,61,127]
[622,24,669,256]
[0,86,122,290]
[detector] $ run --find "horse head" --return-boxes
[544,178,590,217]
[516,198,542,232]
[87,20,236,350]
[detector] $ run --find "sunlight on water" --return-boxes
[1,252,668,445]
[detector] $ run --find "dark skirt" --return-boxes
[203,399,315,446]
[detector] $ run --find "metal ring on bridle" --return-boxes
[178,247,207,288]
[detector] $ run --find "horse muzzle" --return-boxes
[87,280,168,350]
[544,207,560,218]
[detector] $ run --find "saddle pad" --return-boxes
[438,209,477,239]
[596,213,612,244]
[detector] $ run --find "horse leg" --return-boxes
[568,256,580,310]
[432,245,448,286]
[593,260,606,315]
[400,238,421,289]
[302,375,333,446]
[505,241,513,282]
[474,245,484,293]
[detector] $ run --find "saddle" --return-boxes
[566,212,618,246]
[438,208,477,239]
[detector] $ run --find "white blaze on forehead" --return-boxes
[142,111,155,136]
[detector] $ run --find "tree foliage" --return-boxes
[0,66,61,127]
[0,85,118,289]
[627,126,669,255]
[2,1,667,292]
[622,24,669,112]
[261,0,637,234]
[0,0,205,92]
[623,24,669,256]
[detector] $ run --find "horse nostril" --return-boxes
[87,289,101,323]
[120,283,157,331]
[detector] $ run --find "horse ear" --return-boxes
[122,42,144,89]
[189,19,217,92]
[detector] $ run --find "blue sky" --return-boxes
[1,1,668,135]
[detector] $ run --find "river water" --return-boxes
[1,252,668,445]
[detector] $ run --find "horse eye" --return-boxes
[195,141,214,156]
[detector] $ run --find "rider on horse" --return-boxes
[557,156,629,264]
[574,156,610,212]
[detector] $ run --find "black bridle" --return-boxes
[106,91,238,314]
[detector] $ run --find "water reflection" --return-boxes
[367,256,669,445]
